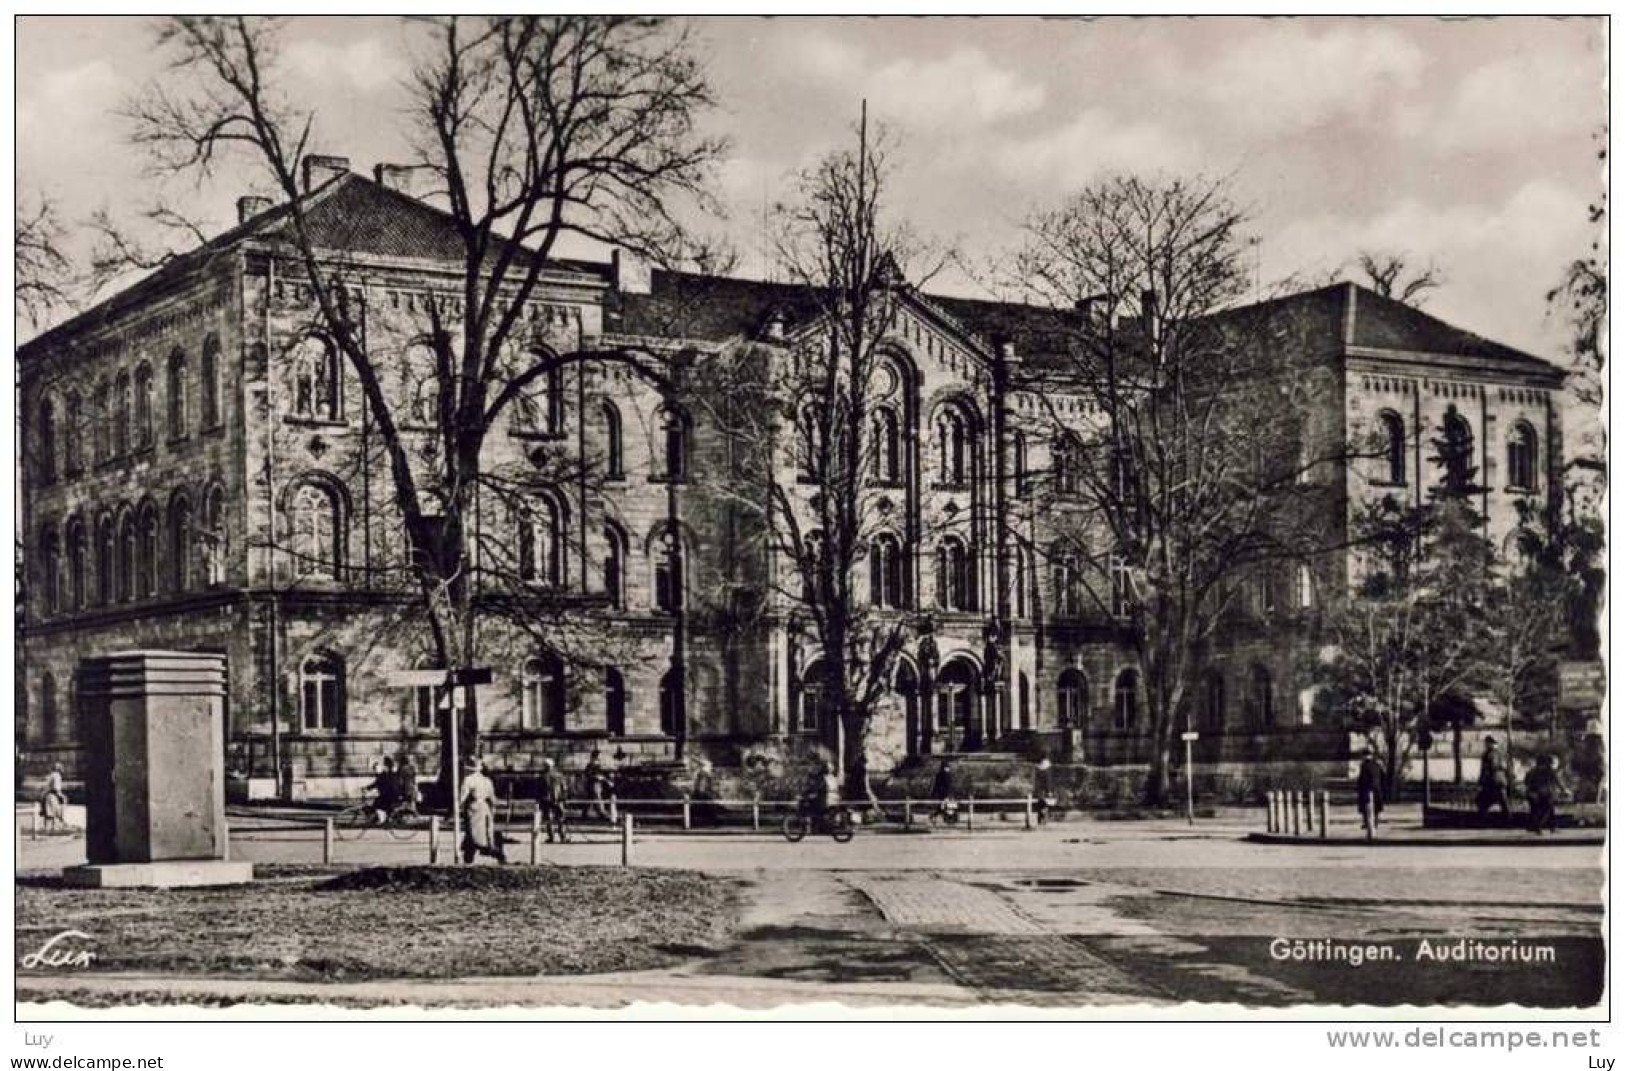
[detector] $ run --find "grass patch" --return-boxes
[17,865,740,982]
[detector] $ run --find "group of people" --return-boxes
[456,749,624,865]
[365,755,421,824]
[1355,735,1572,838]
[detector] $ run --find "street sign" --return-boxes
[383,669,449,688]
[448,667,495,687]
[1558,661,1605,710]
[1181,731,1199,742]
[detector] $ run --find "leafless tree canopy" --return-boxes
[16,196,75,329]
[1355,250,1444,307]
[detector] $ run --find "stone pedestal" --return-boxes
[64,651,253,889]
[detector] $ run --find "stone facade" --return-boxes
[17,166,1566,794]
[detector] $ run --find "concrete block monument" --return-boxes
[64,650,253,888]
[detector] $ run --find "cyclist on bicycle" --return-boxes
[368,757,400,824]
[798,761,840,828]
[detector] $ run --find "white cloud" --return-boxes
[1398,47,1603,152]
[992,109,1200,189]
[18,58,121,145]
[283,35,406,94]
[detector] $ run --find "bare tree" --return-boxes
[1355,250,1444,307]
[16,195,75,330]
[127,15,726,793]
[1011,174,1344,805]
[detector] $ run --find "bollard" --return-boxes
[223,820,232,863]
[904,797,913,828]
[1318,791,1328,840]
[682,794,692,831]
[530,810,541,865]
[967,796,975,831]
[751,792,761,832]
[429,816,440,865]
[1269,791,1278,833]
[323,817,334,864]
[1024,795,1034,830]
[609,795,618,824]
[31,812,38,841]
[1292,792,1304,837]
[621,812,634,867]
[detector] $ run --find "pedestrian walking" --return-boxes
[1524,754,1567,835]
[368,756,399,824]
[39,763,67,834]
[396,754,419,816]
[1033,756,1054,825]
[1355,748,1385,840]
[1477,735,1511,818]
[460,759,507,865]
[581,749,612,822]
[691,759,717,826]
[537,757,570,843]
[931,759,959,824]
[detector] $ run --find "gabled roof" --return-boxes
[1343,283,1561,378]
[605,269,830,342]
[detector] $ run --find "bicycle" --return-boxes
[781,802,856,844]
[334,800,421,841]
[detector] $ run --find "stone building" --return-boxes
[17,160,1565,794]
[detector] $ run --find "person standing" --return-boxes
[931,759,958,823]
[1477,736,1511,818]
[1355,748,1385,840]
[1033,756,1054,825]
[1524,754,1566,835]
[691,759,717,827]
[582,749,611,822]
[39,763,67,834]
[396,754,419,816]
[460,759,507,865]
[368,757,399,824]
[538,757,570,843]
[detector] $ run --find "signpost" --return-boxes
[382,665,495,865]
[1181,730,1199,825]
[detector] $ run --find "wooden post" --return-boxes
[967,795,975,831]
[621,812,633,867]
[1024,795,1033,830]
[904,797,913,827]
[609,793,618,824]
[428,815,439,865]
[1292,792,1303,837]
[1319,791,1329,839]
[530,810,541,865]
[222,819,232,863]
[751,792,761,832]
[682,794,692,831]
[322,817,334,864]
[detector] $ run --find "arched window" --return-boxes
[797,660,829,735]
[600,401,624,478]
[518,495,566,587]
[1113,668,1140,731]
[659,404,688,481]
[1248,664,1275,728]
[659,668,684,737]
[544,366,565,434]
[604,667,627,736]
[1054,435,1080,496]
[169,494,193,592]
[117,509,136,602]
[936,536,973,611]
[1018,672,1031,730]
[1012,430,1028,496]
[96,515,116,605]
[202,485,226,585]
[522,653,566,732]
[136,501,159,597]
[114,370,132,456]
[64,392,82,475]
[92,382,111,464]
[292,336,341,421]
[1295,564,1315,610]
[796,400,823,480]
[871,406,901,483]
[869,533,906,609]
[1507,422,1538,491]
[936,407,971,485]
[134,362,155,449]
[291,481,342,579]
[1052,550,1083,617]
[167,348,188,438]
[41,673,58,744]
[1377,411,1406,485]
[653,528,683,612]
[299,652,345,731]
[40,526,61,615]
[1201,669,1225,732]
[200,335,222,429]
[602,523,627,608]
[38,396,56,485]
[1437,406,1475,494]
[1057,668,1089,730]
[66,519,87,611]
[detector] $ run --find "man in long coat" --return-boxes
[461,759,507,864]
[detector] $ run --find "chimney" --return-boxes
[373,162,419,197]
[995,337,1018,364]
[761,307,787,342]
[236,195,273,225]
[612,248,652,296]
[301,154,351,193]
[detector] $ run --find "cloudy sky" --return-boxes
[17,15,1606,357]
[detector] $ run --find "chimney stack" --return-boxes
[236,195,273,225]
[612,248,652,296]
[373,162,419,197]
[761,308,787,342]
[301,154,351,193]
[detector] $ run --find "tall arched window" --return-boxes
[1377,411,1406,485]
[202,484,226,585]
[1294,564,1315,610]
[659,404,688,481]
[1052,550,1083,617]
[136,501,159,597]
[603,523,627,608]
[93,382,111,464]
[40,526,61,615]
[869,533,906,609]
[653,528,683,612]
[1248,664,1275,728]
[1113,668,1140,731]
[796,400,823,481]
[167,349,188,439]
[96,515,116,606]
[63,392,82,475]
[114,370,132,456]
[117,509,136,602]
[1201,669,1225,732]
[291,481,342,579]
[134,362,155,449]
[797,660,829,734]
[200,335,222,429]
[1018,671,1031,730]
[38,397,56,485]
[936,408,971,485]
[544,366,565,434]
[299,652,345,731]
[522,653,566,732]
[936,536,973,611]
[292,336,341,421]
[600,401,624,478]
[518,495,566,587]
[169,494,194,592]
[1054,435,1080,496]
[604,667,627,736]
[1011,430,1028,496]
[1507,422,1538,491]
[66,518,87,611]
[659,668,684,737]
[871,406,901,483]
[1437,406,1475,494]
[1058,668,1089,730]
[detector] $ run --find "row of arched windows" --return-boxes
[1374,407,1541,491]
[36,487,227,616]
[1049,663,1279,734]
[35,337,223,486]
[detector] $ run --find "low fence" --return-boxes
[1262,789,1331,839]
